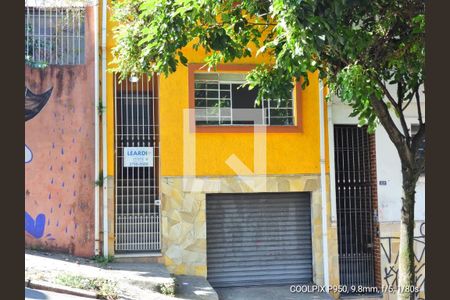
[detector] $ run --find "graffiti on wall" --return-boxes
[25,86,53,164]
[380,222,425,299]
[25,86,52,238]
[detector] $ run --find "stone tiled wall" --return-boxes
[160,174,339,288]
[379,221,426,300]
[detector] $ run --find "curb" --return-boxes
[25,279,98,299]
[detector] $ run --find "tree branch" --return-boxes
[375,78,400,111]
[416,89,424,125]
[401,93,415,111]
[376,79,411,146]
[369,94,413,168]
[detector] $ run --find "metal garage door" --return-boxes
[206,192,313,287]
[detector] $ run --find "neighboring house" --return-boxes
[25,1,425,299]
[329,89,425,299]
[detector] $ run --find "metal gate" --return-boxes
[334,125,376,292]
[206,192,313,287]
[114,74,160,253]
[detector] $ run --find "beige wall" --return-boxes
[160,174,339,289]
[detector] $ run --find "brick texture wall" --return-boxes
[369,133,382,289]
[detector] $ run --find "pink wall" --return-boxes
[25,7,95,257]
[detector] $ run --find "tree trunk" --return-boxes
[397,166,418,300]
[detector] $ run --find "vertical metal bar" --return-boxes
[71,8,75,65]
[342,127,350,287]
[124,78,129,251]
[43,8,46,63]
[334,126,342,286]
[137,78,141,251]
[351,127,360,286]
[59,8,63,64]
[362,128,369,287]
[151,74,156,250]
[364,129,372,286]
[50,8,53,64]
[55,8,58,65]
[339,127,350,285]
[114,75,118,251]
[152,74,159,250]
[147,75,152,250]
[120,78,125,251]
[356,127,366,287]
[139,78,143,250]
[229,83,233,125]
[26,7,29,60]
[38,7,41,63]
[218,80,221,124]
[131,81,135,251]
[141,76,146,250]
[65,8,68,64]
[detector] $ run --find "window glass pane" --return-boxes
[194,73,294,126]
[220,100,231,108]
[231,84,260,109]
[217,73,246,81]
[206,90,218,98]
[206,100,219,107]
[220,108,231,117]
[220,91,231,99]
[269,117,294,126]
[195,99,206,107]
[195,90,206,98]
[220,118,232,125]
[195,82,206,89]
[206,83,218,89]
[195,73,218,81]
[269,108,293,117]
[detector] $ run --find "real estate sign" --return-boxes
[124,147,154,167]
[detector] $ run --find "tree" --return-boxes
[111,1,425,299]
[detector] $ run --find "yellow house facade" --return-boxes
[102,1,340,290]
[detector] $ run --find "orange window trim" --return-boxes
[188,63,303,133]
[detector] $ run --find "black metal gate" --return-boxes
[114,74,160,253]
[334,125,376,292]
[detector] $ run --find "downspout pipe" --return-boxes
[327,100,337,223]
[319,80,330,290]
[93,1,100,256]
[101,0,109,257]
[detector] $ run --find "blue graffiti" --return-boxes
[25,145,33,163]
[25,212,46,239]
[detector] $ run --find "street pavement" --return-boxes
[215,285,334,300]
[25,288,94,300]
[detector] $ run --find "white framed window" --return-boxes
[194,73,294,126]
[25,6,86,65]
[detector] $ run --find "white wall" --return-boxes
[330,97,425,223]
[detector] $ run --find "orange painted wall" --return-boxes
[25,7,95,257]
[159,62,321,176]
[105,4,329,177]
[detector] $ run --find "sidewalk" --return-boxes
[25,250,217,300]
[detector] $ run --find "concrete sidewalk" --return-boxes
[215,285,334,300]
[25,250,217,300]
[25,288,94,300]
